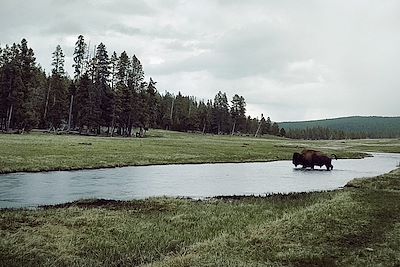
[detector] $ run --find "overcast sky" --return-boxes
[1,0,399,121]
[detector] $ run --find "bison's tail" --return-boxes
[331,154,337,160]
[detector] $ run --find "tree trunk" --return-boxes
[169,98,174,122]
[110,104,116,137]
[231,120,236,136]
[44,82,51,120]
[127,113,131,137]
[67,94,74,131]
[6,104,13,131]
[255,120,262,137]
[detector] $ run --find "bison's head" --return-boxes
[292,152,304,167]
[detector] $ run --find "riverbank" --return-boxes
[2,130,398,174]
[1,168,400,266]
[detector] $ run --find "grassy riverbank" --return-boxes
[1,168,400,266]
[2,130,399,173]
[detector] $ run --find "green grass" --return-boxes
[1,169,400,266]
[2,130,398,173]
[1,132,400,265]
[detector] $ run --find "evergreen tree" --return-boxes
[128,55,145,131]
[68,35,87,131]
[271,122,280,136]
[146,77,159,128]
[94,43,113,132]
[116,51,130,85]
[110,51,118,91]
[75,73,99,132]
[47,45,68,130]
[0,44,15,130]
[198,100,211,133]
[51,45,65,76]
[115,51,134,135]
[129,55,145,91]
[279,127,286,137]
[212,91,230,134]
[9,39,39,131]
[230,94,246,134]
[187,96,199,131]
[264,116,272,134]
[256,114,266,137]
[172,92,190,131]
[158,92,174,130]
[73,35,87,80]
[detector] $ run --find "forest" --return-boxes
[280,116,400,139]
[1,37,397,140]
[0,37,282,137]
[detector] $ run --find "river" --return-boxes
[1,153,399,208]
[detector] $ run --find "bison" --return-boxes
[292,149,337,170]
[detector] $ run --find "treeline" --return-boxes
[279,116,400,139]
[0,37,284,137]
[286,126,370,140]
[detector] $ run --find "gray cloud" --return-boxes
[1,0,399,121]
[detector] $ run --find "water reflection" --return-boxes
[1,153,399,208]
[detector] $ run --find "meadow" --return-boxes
[1,131,400,266]
[1,130,399,174]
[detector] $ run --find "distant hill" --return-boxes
[278,116,400,138]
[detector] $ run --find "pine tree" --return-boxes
[47,45,68,130]
[11,39,38,131]
[128,55,145,132]
[0,44,14,130]
[271,122,280,136]
[172,92,190,131]
[158,92,174,130]
[73,35,87,80]
[198,100,210,134]
[94,43,113,133]
[116,51,130,85]
[263,116,271,134]
[129,55,145,91]
[146,77,159,128]
[110,51,118,91]
[279,127,286,137]
[212,91,230,134]
[256,114,266,137]
[75,73,99,133]
[51,45,65,76]
[230,94,246,135]
[115,51,133,136]
[68,35,87,131]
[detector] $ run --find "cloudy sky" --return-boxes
[1,0,399,121]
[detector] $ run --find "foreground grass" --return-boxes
[1,168,400,266]
[2,130,398,173]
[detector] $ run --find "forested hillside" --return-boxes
[279,116,400,138]
[0,37,281,137]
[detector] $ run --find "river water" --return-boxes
[1,153,399,208]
